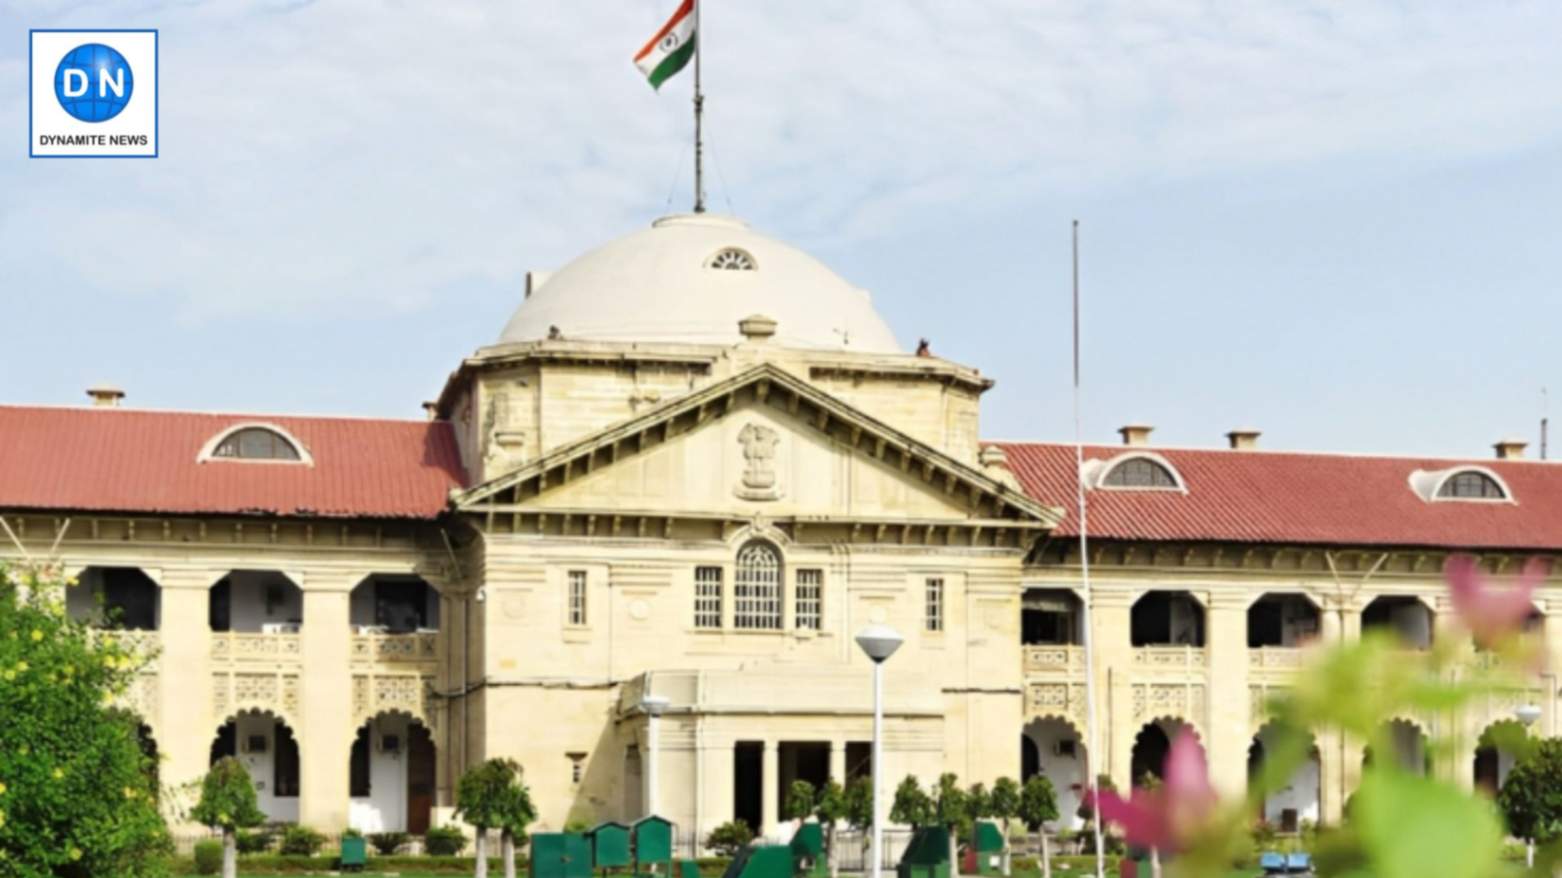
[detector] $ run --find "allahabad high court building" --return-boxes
[3,213,1561,840]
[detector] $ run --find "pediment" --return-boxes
[455,364,1059,533]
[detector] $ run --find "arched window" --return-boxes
[210,427,302,462]
[1102,457,1178,489]
[734,541,782,630]
[707,248,757,271]
[1437,470,1506,500]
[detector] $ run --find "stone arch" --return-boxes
[209,709,301,822]
[1249,721,1320,832]
[1473,719,1530,797]
[1023,715,1088,829]
[349,709,438,835]
[1131,716,1201,788]
[1364,718,1430,776]
[1130,591,1206,647]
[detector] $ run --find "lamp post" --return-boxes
[855,625,903,878]
[643,694,670,817]
[1515,703,1542,868]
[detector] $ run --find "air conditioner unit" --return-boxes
[1053,740,1077,758]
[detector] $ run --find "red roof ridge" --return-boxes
[0,402,436,426]
[985,439,1560,467]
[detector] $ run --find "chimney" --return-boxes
[422,401,440,421]
[86,385,125,408]
[1494,438,1528,460]
[1118,423,1154,446]
[738,314,777,343]
[1226,428,1262,451]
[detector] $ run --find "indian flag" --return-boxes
[634,0,696,90]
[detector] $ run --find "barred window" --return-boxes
[925,577,944,632]
[212,427,301,461]
[796,569,823,630]
[735,542,783,631]
[695,566,724,629]
[568,570,587,626]
[1438,471,1506,500]
[1102,458,1177,488]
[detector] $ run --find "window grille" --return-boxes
[212,427,302,461]
[567,570,587,626]
[925,577,945,632]
[707,248,757,271]
[1438,471,1505,499]
[695,566,724,629]
[1102,457,1177,488]
[735,542,783,630]
[796,568,823,630]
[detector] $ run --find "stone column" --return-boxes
[155,568,216,818]
[299,574,356,829]
[1090,592,1135,791]
[830,740,847,784]
[1431,596,1471,789]
[1205,593,1251,798]
[761,740,779,837]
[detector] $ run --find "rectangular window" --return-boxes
[568,570,587,626]
[925,577,944,632]
[695,566,723,629]
[795,569,823,630]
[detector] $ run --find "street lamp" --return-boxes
[855,625,903,878]
[642,695,670,817]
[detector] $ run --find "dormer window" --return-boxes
[1438,470,1506,500]
[1408,466,1513,503]
[707,248,757,271]
[199,424,311,464]
[1082,452,1186,492]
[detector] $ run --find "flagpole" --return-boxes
[692,0,706,213]
[1070,219,1107,878]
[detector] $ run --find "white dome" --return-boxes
[498,214,902,353]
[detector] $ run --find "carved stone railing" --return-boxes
[1248,647,1304,671]
[90,629,161,666]
[350,632,439,667]
[210,632,302,665]
[1023,645,1085,674]
[1132,645,1207,671]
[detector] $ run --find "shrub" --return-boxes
[707,820,755,857]
[370,830,411,855]
[343,826,363,839]
[426,824,468,856]
[0,562,172,877]
[278,824,327,855]
[193,839,224,875]
[236,828,275,854]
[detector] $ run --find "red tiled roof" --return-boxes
[0,406,466,520]
[995,442,1562,551]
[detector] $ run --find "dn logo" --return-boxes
[54,43,134,123]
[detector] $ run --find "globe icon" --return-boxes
[54,43,134,123]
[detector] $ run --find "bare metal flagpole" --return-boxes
[692,0,706,213]
[1071,219,1107,878]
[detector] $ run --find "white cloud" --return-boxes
[2,0,1560,319]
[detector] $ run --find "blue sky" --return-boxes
[2,1,1561,458]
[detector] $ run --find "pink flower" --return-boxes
[1086,732,1217,851]
[1446,554,1546,648]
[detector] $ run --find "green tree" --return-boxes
[456,758,536,878]
[1019,774,1060,878]
[190,757,266,878]
[815,779,848,878]
[843,776,874,833]
[966,782,992,823]
[891,775,933,828]
[1499,738,1562,847]
[786,779,818,822]
[988,778,1022,876]
[706,820,755,856]
[0,562,171,878]
[933,773,968,870]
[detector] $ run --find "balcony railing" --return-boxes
[89,629,160,667]
[210,631,302,664]
[1132,644,1207,670]
[351,631,439,666]
[1248,646,1304,671]
[1023,645,1085,673]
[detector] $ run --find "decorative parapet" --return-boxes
[1132,645,1208,671]
[1024,681,1090,730]
[351,671,438,732]
[1132,681,1207,730]
[213,671,301,727]
[91,629,160,670]
[210,632,302,665]
[1248,647,1304,672]
[350,632,439,667]
[1023,645,1085,674]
